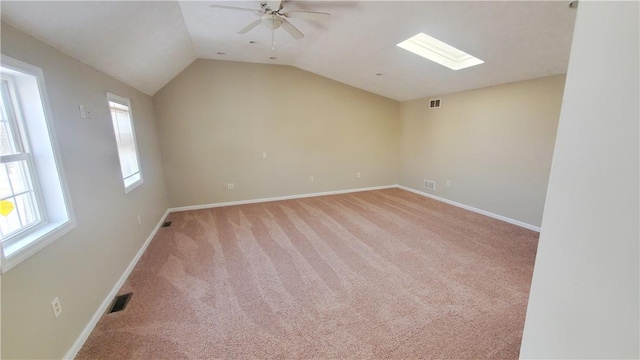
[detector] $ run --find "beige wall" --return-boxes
[153,59,400,208]
[153,59,562,223]
[1,23,168,359]
[399,75,565,227]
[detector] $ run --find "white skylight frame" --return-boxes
[397,33,484,70]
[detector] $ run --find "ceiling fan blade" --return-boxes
[266,0,282,12]
[280,18,304,40]
[284,11,331,22]
[209,4,262,13]
[238,19,263,34]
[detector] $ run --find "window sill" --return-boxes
[1,219,76,273]
[124,177,143,194]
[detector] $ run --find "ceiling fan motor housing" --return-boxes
[209,1,330,40]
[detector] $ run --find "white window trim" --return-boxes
[0,55,76,273]
[106,92,143,194]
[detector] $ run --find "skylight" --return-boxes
[397,33,484,70]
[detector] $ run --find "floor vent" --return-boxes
[162,221,173,227]
[108,293,132,314]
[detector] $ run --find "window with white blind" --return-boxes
[107,93,143,193]
[1,55,75,273]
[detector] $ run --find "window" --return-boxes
[1,77,43,238]
[107,93,143,193]
[0,55,74,273]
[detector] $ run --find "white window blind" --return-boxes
[107,93,142,193]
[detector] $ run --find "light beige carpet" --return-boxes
[77,188,538,359]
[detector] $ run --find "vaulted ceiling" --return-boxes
[1,1,576,101]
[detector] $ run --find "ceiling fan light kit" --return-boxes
[262,14,283,30]
[209,0,331,41]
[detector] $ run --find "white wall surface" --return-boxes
[520,1,639,358]
[0,22,168,359]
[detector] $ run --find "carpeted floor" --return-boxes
[76,188,538,359]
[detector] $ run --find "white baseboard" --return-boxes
[169,184,540,232]
[396,185,541,232]
[168,185,397,213]
[63,210,170,360]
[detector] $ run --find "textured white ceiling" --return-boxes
[1,1,576,101]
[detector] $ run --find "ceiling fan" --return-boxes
[209,1,331,40]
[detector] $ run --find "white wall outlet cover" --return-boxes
[309,176,314,182]
[51,297,62,318]
[262,152,267,158]
[227,183,234,190]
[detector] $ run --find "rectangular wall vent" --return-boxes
[424,180,436,191]
[429,99,441,109]
[108,292,132,314]
[162,221,172,227]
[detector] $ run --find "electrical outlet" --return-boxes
[446,180,451,187]
[227,183,234,190]
[51,297,62,318]
[137,215,141,225]
[357,172,361,178]
[262,152,267,158]
[309,176,314,182]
